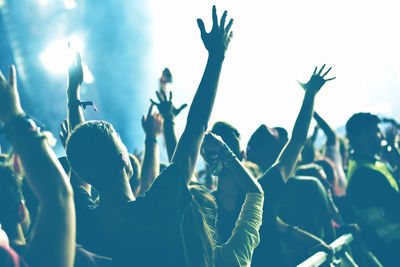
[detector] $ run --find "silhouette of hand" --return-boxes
[0,65,23,124]
[59,119,70,149]
[141,103,163,138]
[201,132,229,164]
[197,5,233,57]
[298,65,335,95]
[68,49,83,93]
[151,90,187,121]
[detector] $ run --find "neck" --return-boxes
[98,178,135,208]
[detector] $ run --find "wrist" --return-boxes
[145,135,158,145]
[208,52,225,63]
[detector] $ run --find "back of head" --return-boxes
[0,165,23,230]
[66,120,118,187]
[246,124,288,171]
[346,112,380,148]
[210,121,242,159]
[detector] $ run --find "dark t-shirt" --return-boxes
[250,163,290,267]
[347,166,400,221]
[75,163,192,266]
[212,189,245,245]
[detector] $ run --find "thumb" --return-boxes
[141,115,146,127]
[175,103,188,115]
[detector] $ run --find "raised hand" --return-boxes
[197,5,233,57]
[201,132,230,164]
[151,90,187,121]
[59,119,70,149]
[298,64,335,95]
[141,103,163,139]
[0,65,24,124]
[67,49,83,93]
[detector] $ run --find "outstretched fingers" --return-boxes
[317,64,326,76]
[175,103,188,115]
[8,65,16,88]
[220,10,227,29]
[147,102,155,118]
[212,5,218,28]
[197,19,206,36]
[322,67,332,78]
[225,18,233,33]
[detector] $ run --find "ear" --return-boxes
[18,200,27,223]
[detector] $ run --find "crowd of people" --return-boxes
[1,5,400,267]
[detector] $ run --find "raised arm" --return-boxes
[139,103,163,195]
[202,132,264,194]
[152,90,187,161]
[67,52,85,131]
[313,112,337,146]
[170,6,233,183]
[275,65,335,182]
[0,66,75,267]
[203,132,264,266]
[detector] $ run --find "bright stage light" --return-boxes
[38,0,49,6]
[40,35,94,83]
[64,0,76,10]
[40,39,71,74]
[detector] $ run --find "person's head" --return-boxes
[0,165,29,237]
[246,124,288,171]
[66,121,133,193]
[209,121,243,160]
[346,112,382,156]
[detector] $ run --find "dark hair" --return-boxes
[346,112,380,145]
[66,120,117,186]
[210,121,242,159]
[0,165,23,227]
[183,185,217,267]
[246,125,288,171]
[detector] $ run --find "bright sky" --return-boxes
[149,0,400,145]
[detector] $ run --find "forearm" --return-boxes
[163,120,178,162]
[67,86,85,131]
[313,112,337,146]
[139,138,160,194]
[186,55,223,132]
[226,156,263,194]
[215,193,264,266]
[9,118,75,267]
[278,91,316,182]
[172,54,224,181]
